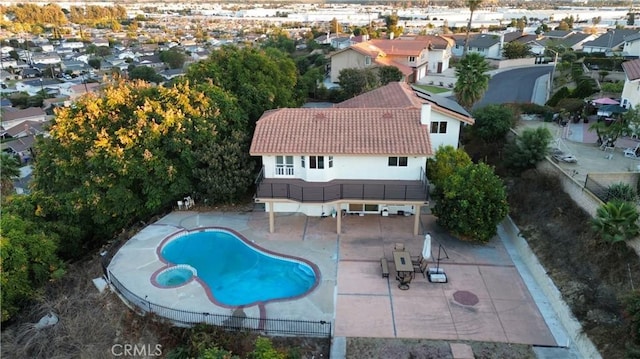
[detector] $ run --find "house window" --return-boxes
[328,156,333,168]
[388,156,408,167]
[408,56,416,63]
[301,156,305,168]
[310,155,325,169]
[430,121,448,134]
[365,56,371,65]
[275,155,294,175]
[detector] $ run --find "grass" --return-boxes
[413,84,451,94]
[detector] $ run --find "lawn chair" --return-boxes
[624,143,640,159]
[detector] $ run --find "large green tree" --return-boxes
[432,163,509,242]
[470,104,516,143]
[338,68,379,99]
[0,212,65,321]
[186,46,301,127]
[1,153,21,196]
[378,66,403,85]
[502,42,531,59]
[427,145,472,188]
[31,81,248,253]
[454,53,490,110]
[128,65,163,84]
[159,47,187,69]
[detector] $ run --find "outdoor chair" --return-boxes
[624,144,640,159]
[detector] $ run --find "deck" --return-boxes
[255,178,429,203]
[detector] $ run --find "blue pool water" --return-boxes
[156,266,195,287]
[157,229,317,306]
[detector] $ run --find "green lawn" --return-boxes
[413,84,450,94]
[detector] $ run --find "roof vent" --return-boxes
[383,112,393,119]
[314,113,326,120]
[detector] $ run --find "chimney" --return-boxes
[421,103,431,125]
[390,32,394,40]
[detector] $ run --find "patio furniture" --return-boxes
[624,144,640,159]
[393,250,414,290]
[380,258,389,278]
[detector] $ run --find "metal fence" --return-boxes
[584,175,609,203]
[106,269,332,338]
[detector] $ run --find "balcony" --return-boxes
[254,168,429,203]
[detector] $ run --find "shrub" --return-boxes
[427,145,472,188]
[607,183,637,203]
[547,86,571,107]
[432,163,509,242]
[516,103,554,116]
[591,200,640,244]
[624,290,640,348]
[504,127,553,173]
[248,337,285,359]
[471,104,517,143]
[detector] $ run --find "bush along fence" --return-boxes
[105,268,332,338]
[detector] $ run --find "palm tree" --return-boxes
[453,53,490,110]
[463,0,483,56]
[1,153,21,196]
[592,200,640,244]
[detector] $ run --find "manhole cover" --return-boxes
[453,290,479,306]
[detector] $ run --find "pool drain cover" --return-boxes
[453,290,479,306]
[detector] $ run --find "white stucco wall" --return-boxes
[428,111,462,151]
[621,77,640,109]
[261,155,427,182]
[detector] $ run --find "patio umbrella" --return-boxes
[592,97,620,105]
[422,234,432,260]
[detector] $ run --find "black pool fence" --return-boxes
[106,269,332,338]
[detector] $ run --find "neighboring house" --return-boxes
[314,33,339,45]
[401,35,454,74]
[465,34,502,59]
[31,53,61,65]
[582,29,639,54]
[623,33,640,58]
[1,134,36,164]
[59,82,101,99]
[15,78,63,96]
[160,68,185,81]
[250,82,473,234]
[329,38,430,84]
[331,36,355,50]
[137,55,165,70]
[0,106,46,130]
[621,58,640,109]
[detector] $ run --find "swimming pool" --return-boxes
[151,228,319,307]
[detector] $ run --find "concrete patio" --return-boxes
[108,209,562,350]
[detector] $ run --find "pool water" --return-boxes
[156,229,317,306]
[156,266,195,287]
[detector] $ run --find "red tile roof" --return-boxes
[623,59,640,81]
[369,39,429,56]
[250,108,431,156]
[336,82,473,124]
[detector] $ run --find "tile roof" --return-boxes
[543,30,573,39]
[622,59,640,81]
[335,82,473,124]
[250,108,431,156]
[369,39,429,56]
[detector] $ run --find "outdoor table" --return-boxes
[393,250,414,289]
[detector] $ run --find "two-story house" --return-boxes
[400,35,454,74]
[621,58,640,109]
[250,82,473,234]
[329,39,430,85]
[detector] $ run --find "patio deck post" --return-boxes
[268,202,275,233]
[413,205,421,235]
[337,203,342,234]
